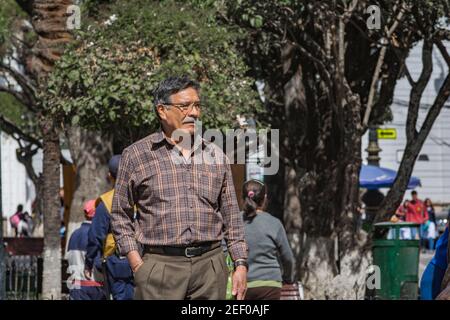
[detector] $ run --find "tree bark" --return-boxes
[279,21,372,298]
[40,116,61,300]
[28,0,74,299]
[64,126,112,247]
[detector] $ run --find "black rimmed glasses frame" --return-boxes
[159,101,202,114]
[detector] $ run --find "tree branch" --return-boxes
[289,41,333,90]
[435,38,450,68]
[402,62,415,86]
[16,144,40,185]
[418,72,450,138]
[0,62,37,106]
[0,114,42,147]
[435,28,450,41]
[406,39,433,142]
[0,111,43,186]
[343,0,359,20]
[362,1,407,129]
[0,85,31,107]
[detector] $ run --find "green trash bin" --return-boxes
[372,222,420,300]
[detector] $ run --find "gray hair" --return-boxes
[152,76,200,119]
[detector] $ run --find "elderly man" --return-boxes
[110,76,248,300]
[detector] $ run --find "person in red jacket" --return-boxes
[405,191,428,241]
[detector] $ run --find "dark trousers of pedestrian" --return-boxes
[134,245,228,300]
[428,238,435,251]
[105,255,135,300]
[70,286,106,300]
[244,287,281,300]
[106,273,135,300]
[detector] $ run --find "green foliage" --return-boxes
[0,92,25,125]
[0,0,25,50]
[0,92,39,137]
[44,0,262,142]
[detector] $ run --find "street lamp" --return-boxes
[365,126,382,166]
[362,126,385,227]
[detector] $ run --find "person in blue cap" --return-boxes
[84,155,135,300]
[420,226,448,299]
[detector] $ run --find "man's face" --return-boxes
[157,87,200,137]
[412,193,418,201]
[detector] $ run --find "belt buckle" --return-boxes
[185,247,196,258]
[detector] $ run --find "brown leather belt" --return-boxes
[143,241,221,258]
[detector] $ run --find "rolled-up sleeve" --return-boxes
[110,148,139,256]
[220,162,248,261]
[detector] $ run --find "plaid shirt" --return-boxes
[110,130,248,261]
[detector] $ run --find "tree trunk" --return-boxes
[279,38,371,299]
[28,0,74,299]
[40,117,61,300]
[64,126,112,245]
[288,148,371,299]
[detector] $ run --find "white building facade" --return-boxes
[0,131,39,235]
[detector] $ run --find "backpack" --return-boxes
[95,190,117,259]
[10,213,20,228]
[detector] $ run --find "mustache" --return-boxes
[182,116,197,124]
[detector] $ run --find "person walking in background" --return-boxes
[9,204,24,237]
[241,179,295,300]
[85,155,135,300]
[17,211,32,237]
[425,198,437,250]
[405,191,428,242]
[66,200,105,300]
[391,200,411,239]
[395,200,409,222]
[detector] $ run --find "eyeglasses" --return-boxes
[160,101,201,114]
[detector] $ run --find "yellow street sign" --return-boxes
[377,128,397,140]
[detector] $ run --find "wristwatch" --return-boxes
[233,259,248,271]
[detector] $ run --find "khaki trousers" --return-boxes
[134,246,228,300]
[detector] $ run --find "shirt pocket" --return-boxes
[197,165,223,205]
[137,171,175,209]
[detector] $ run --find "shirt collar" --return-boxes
[149,128,166,144]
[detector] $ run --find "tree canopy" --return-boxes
[44,0,263,146]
